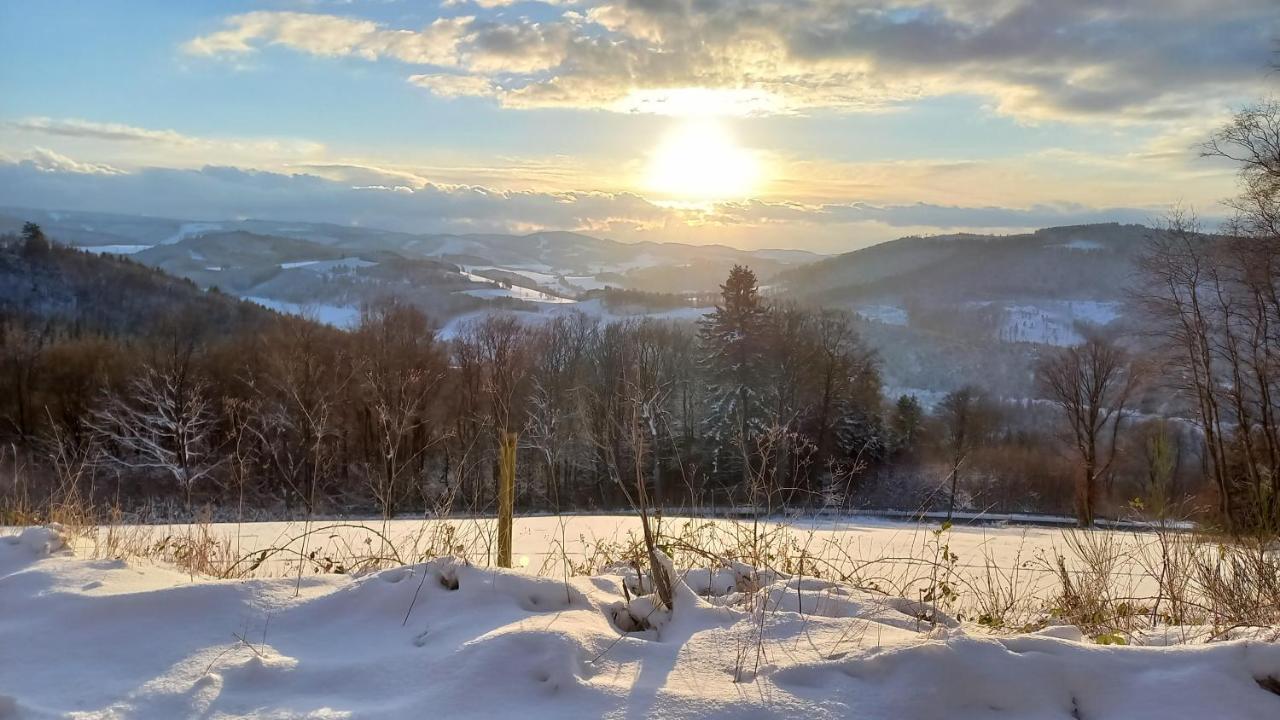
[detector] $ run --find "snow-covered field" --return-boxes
[242,296,362,329]
[79,244,151,255]
[68,514,1145,589]
[3,518,1279,719]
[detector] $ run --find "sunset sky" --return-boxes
[1,0,1276,251]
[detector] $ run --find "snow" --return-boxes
[162,222,223,245]
[46,515,1215,609]
[3,520,1278,718]
[967,301,1124,346]
[853,304,909,326]
[1053,238,1107,251]
[468,266,560,286]
[457,269,576,304]
[997,303,1118,346]
[463,266,607,298]
[564,275,609,291]
[243,296,362,328]
[279,259,375,272]
[80,244,152,255]
[460,287,576,304]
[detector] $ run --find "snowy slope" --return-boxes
[3,523,1279,719]
[244,296,362,328]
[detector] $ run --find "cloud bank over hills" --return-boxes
[0,158,1176,251]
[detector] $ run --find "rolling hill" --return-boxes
[775,223,1161,398]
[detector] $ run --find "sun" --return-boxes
[644,118,761,203]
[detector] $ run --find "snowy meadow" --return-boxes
[3,514,1280,718]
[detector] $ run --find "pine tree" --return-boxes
[889,394,924,456]
[698,265,768,492]
[21,222,50,259]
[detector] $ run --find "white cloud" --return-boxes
[4,117,327,167]
[183,11,470,66]
[408,73,495,98]
[9,117,198,145]
[182,2,1280,123]
[24,147,123,175]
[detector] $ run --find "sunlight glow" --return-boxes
[615,87,783,117]
[644,118,762,203]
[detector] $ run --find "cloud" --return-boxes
[288,162,434,188]
[23,148,124,175]
[408,73,495,98]
[183,11,470,66]
[714,199,1167,229]
[8,117,198,145]
[0,158,1183,250]
[5,117,328,165]
[182,1,1279,122]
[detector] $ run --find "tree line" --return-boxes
[0,233,1210,526]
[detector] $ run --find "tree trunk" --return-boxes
[1078,459,1096,528]
[496,430,517,568]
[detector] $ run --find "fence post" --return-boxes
[497,430,517,568]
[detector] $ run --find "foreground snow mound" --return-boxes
[0,535,1278,719]
[774,635,1280,720]
[0,524,71,581]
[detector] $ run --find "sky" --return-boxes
[0,0,1276,253]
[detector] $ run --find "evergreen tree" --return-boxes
[21,222,50,259]
[889,394,924,456]
[698,265,768,491]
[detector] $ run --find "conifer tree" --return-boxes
[698,265,768,491]
[889,394,925,456]
[21,222,50,259]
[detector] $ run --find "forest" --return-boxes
[0,223,1207,526]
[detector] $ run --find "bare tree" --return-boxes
[936,386,995,521]
[247,318,352,514]
[525,313,596,509]
[456,314,531,566]
[1138,213,1233,523]
[1139,99,1280,531]
[584,374,674,612]
[355,300,446,518]
[90,354,218,510]
[1202,99,1280,239]
[1036,336,1138,527]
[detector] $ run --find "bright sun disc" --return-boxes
[645,119,761,202]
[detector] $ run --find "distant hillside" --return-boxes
[774,223,1173,398]
[779,224,1149,305]
[0,207,821,338]
[0,207,821,294]
[2,210,1180,399]
[0,234,279,338]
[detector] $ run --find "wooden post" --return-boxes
[497,430,517,568]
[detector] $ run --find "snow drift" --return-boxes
[1,525,1278,719]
